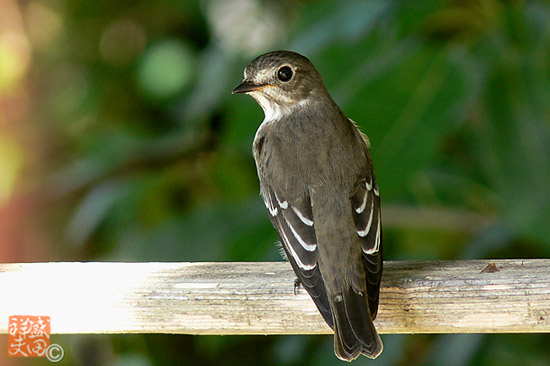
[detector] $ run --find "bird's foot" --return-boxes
[293,278,301,295]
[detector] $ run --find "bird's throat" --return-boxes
[251,92,314,125]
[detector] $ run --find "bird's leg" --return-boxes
[293,278,302,295]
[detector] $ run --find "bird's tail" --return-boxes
[331,289,383,361]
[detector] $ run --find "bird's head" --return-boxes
[232,50,326,121]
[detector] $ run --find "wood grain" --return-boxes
[0,260,549,334]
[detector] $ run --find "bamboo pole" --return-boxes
[0,259,549,335]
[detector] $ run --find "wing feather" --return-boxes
[261,186,333,327]
[351,177,382,319]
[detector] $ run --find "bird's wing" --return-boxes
[261,186,333,327]
[350,167,383,319]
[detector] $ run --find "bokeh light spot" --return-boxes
[205,0,283,56]
[24,1,63,51]
[136,39,195,100]
[0,32,30,94]
[100,18,146,66]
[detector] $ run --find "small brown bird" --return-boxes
[233,50,383,361]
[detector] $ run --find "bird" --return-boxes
[232,50,383,361]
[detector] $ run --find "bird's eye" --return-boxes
[277,66,293,82]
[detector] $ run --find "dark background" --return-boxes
[1,0,550,365]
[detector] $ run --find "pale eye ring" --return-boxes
[277,66,293,82]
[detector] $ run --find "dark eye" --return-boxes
[277,66,293,82]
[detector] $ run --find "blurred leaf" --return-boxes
[107,196,274,262]
[65,179,127,248]
[347,46,464,198]
[478,52,550,246]
[476,334,550,366]
[290,0,391,54]
[426,334,484,366]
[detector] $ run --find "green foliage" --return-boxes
[17,0,550,364]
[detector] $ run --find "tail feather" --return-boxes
[331,289,383,361]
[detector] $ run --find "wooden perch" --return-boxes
[0,259,549,335]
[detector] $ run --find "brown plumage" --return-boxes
[233,50,383,361]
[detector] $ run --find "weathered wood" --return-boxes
[0,260,549,335]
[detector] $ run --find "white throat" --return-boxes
[250,91,311,125]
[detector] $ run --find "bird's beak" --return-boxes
[232,80,266,94]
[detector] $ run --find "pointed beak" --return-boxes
[232,80,267,94]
